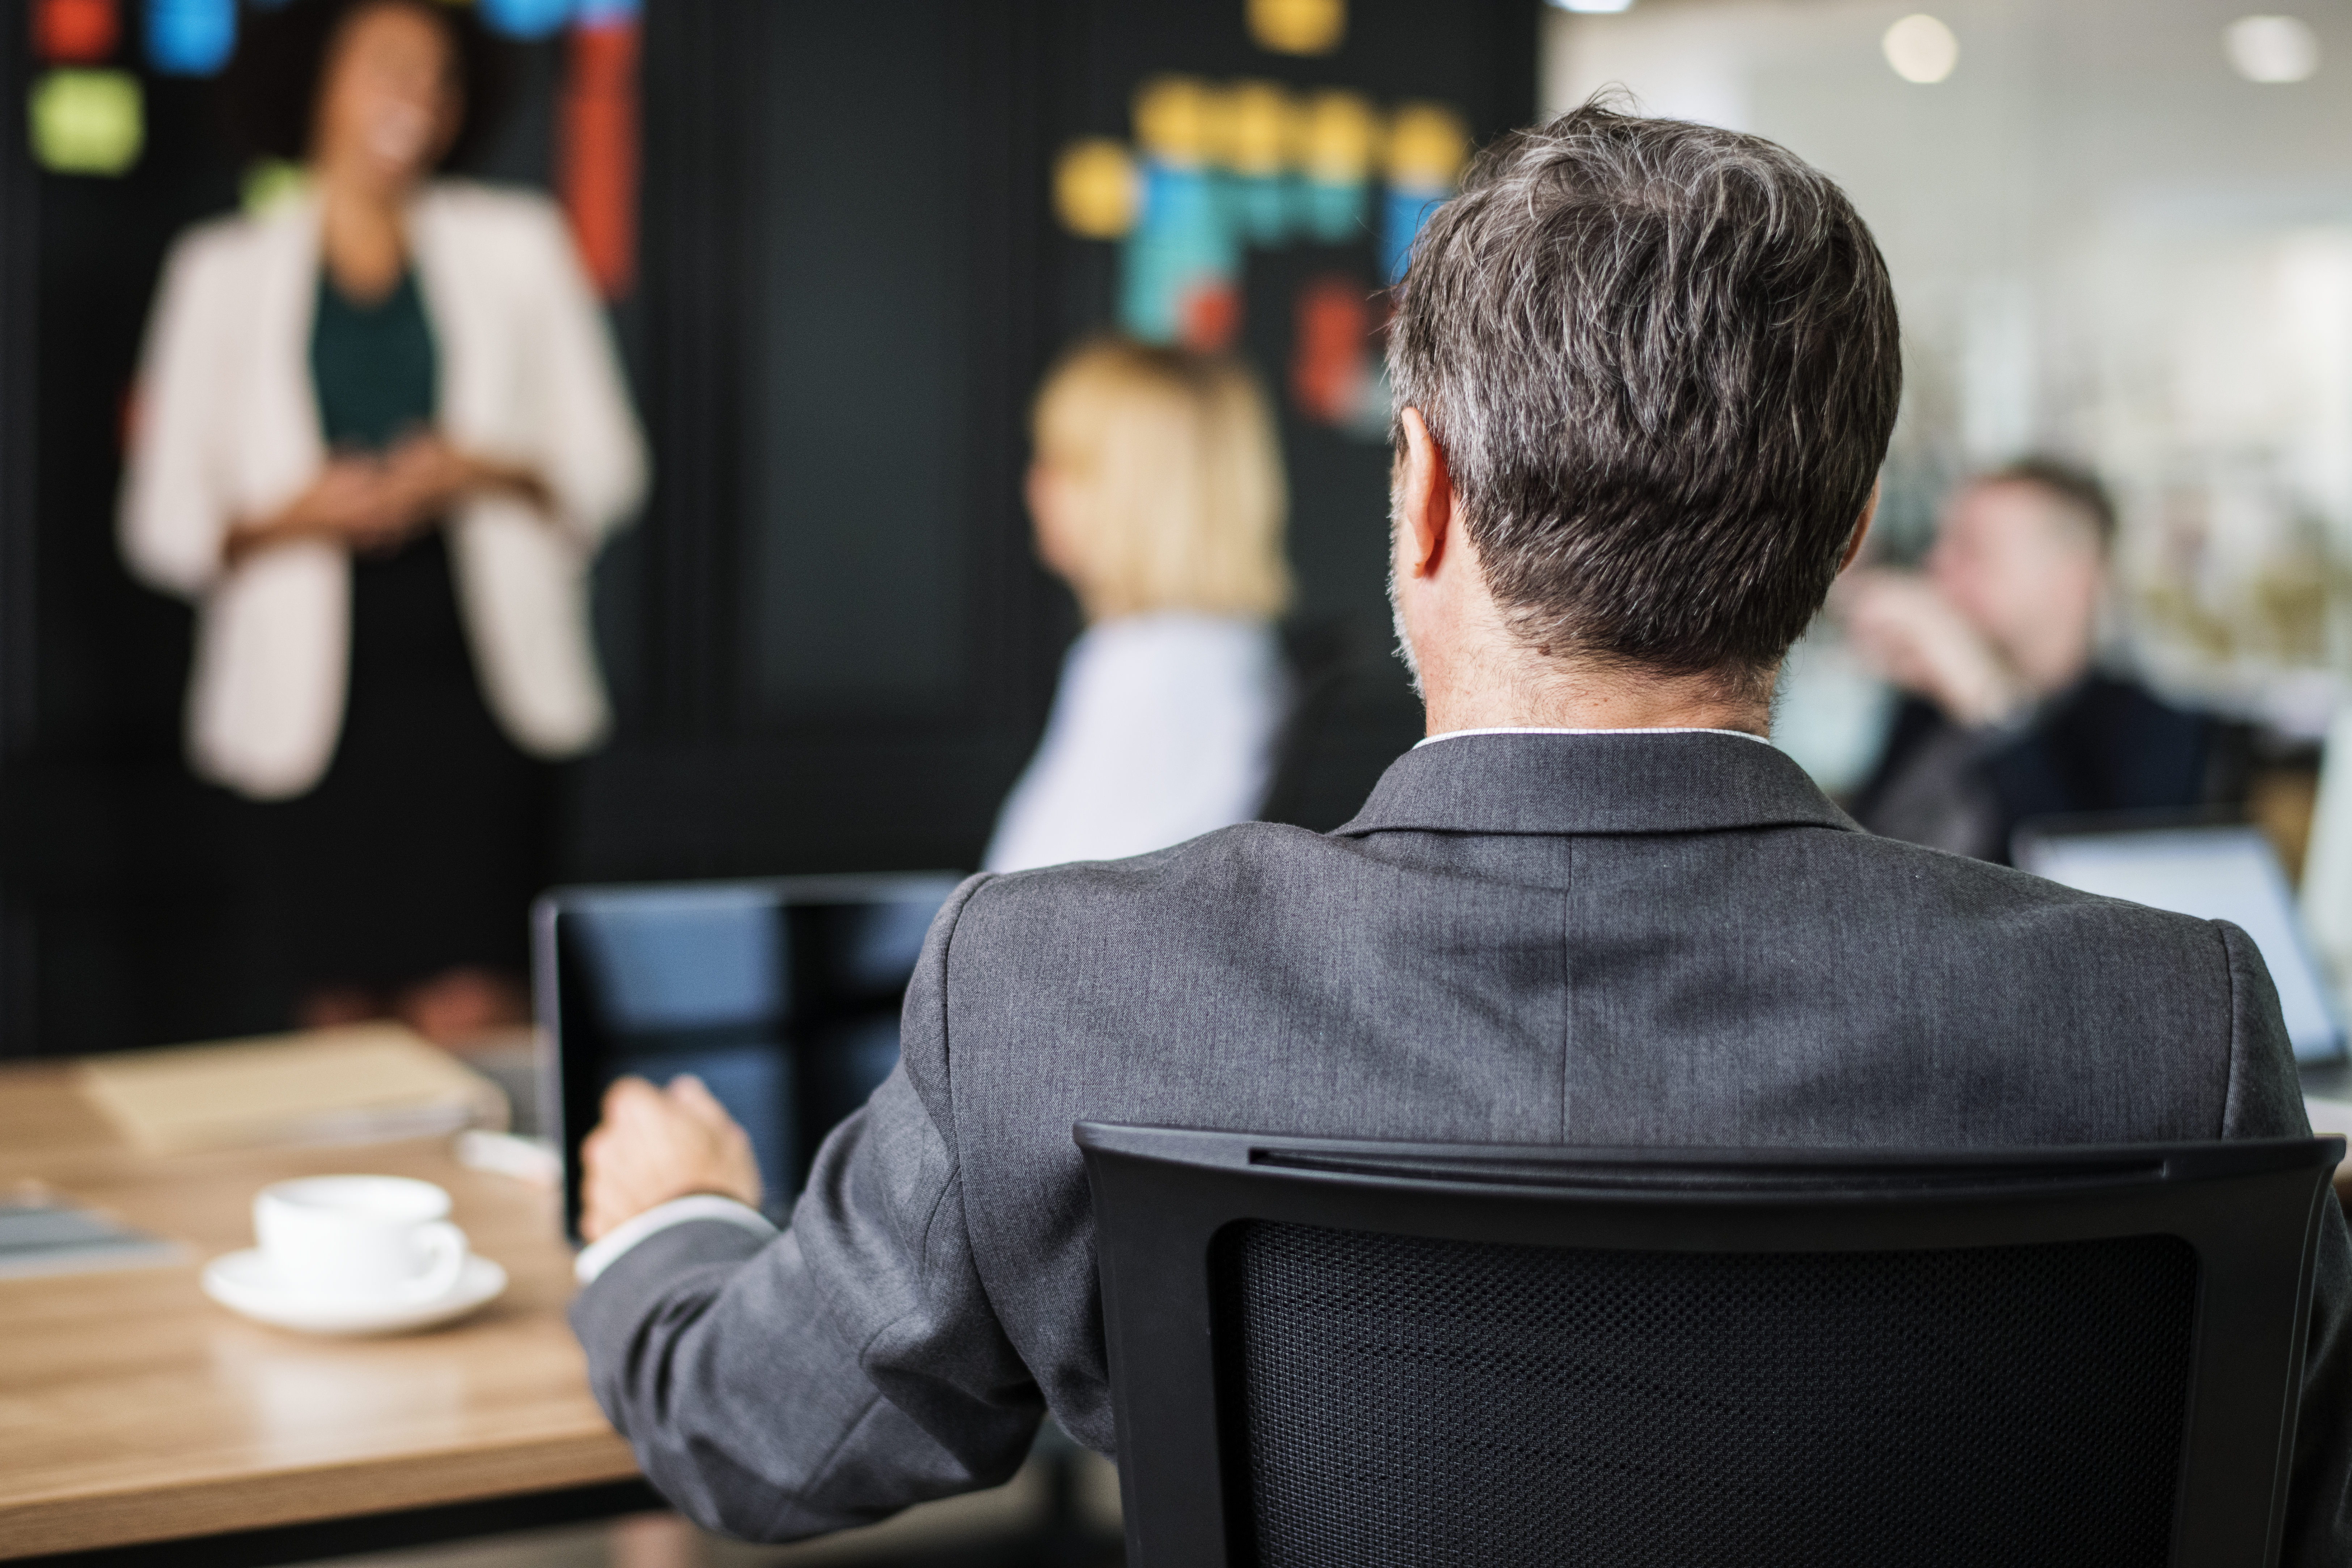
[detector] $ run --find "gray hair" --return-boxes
[1387,98,1902,692]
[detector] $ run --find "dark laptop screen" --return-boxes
[535,874,961,1241]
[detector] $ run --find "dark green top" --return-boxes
[310,268,437,451]
[278,261,542,995]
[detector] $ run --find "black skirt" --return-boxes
[251,528,552,992]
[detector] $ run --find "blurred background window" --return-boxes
[1548,1,2352,760]
[1548,1,2352,996]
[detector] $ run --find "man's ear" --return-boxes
[1396,407,1455,578]
[1838,479,1881,574]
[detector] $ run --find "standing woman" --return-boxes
[120,0,646,1039]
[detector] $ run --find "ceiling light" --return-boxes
[2226,16,2319,83]
[1883,14,1960,84]
[1548,0,1636,14]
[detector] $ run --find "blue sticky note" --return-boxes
[146,0,235,76]
[1380,184,1448,286]
[478,0,574,39]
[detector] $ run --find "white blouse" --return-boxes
[983,612,1287,873]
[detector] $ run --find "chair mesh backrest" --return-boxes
[1214,1220,2199,1568]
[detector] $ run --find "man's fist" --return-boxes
[579,1074,764,1242]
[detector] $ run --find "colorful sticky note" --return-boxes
[478,0,573,40]
[1291,274,1369,425]
[29,68,142,174]
[1054,138,1139,240]
[33,0,119,64]
[1133,75,1215,167]
[240,158,306,215]
[1384,102,1467,191]
[1380,185,1447,285]
[560,13,638,298]
[145,0,234,75]
[1120,160,1240,344]
[1248,0,1345,56]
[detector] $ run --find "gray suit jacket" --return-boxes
[573,732,2352,1558]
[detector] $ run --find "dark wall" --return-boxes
[572,0,1541,881]
[0,2,572,1052]
[4,13,273,1053]
[569,0,1066,885]
[0,0,1539,1054]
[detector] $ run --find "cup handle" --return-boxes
[401,1221,469,1302]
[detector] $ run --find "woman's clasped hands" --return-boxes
[224,432,550,566]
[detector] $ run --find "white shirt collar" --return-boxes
[1413,726,1774,749]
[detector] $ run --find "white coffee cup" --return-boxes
[253,1176,468,1303]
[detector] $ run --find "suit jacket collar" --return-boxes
[1336,730,1862,838]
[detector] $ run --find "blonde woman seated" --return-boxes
[984,339,1293,873]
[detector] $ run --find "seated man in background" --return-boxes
[570,104,2348,1559]
[1844,460,2208,861]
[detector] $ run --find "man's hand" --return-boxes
[1837,567,2026,730]
[579,1075,764,1242]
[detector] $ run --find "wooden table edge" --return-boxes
[0,1431,642,1559]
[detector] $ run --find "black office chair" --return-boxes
[1076,1124,2345,1568]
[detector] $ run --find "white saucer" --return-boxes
[202,1250,507,1336]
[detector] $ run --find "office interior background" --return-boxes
[1,0,2348,1058]
[0,0,1537,1056]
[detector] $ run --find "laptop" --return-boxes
[2013,818,2346,1064]
[534,873,961,1242]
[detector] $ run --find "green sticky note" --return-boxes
[241,158,309,216]
[29,69,144,177]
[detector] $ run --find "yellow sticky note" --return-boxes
[1249,0,1345,56]
[1054,138,1139,240]
[29,69,143,177]
[1386,102,1469,191]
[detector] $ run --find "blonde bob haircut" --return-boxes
[1032,337,1293,621]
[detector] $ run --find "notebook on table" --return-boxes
[78,1023,508,1157]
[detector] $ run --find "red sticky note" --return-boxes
[34,0,119,64]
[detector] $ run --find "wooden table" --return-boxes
[0,1064,640,1561]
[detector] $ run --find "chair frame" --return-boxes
[1075,1123,2345,1568]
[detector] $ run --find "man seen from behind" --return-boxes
[568,103,2350,1560]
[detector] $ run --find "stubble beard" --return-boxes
[1386,503,1425,699]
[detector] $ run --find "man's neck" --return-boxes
[1418,647,1772,739]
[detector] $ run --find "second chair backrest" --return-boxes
[1076,1124,2344,1568]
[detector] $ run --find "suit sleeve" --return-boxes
[2215,920,2352,1567]
[569,874,1043,1541]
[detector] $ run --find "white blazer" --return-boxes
[119,181,648,800]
